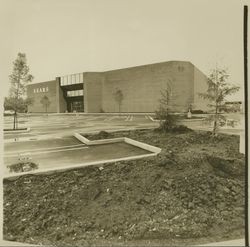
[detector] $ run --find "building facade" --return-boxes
[27,61,209,113]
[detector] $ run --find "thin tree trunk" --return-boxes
[213,117,217,136]
[13,111,18,130]
[213,67,218,137]
[13,112,16,130]
[16,112,18,130]
[213,101,219,136]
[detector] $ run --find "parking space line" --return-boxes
[104,116,117,121]
[5,146,89,158]
[125,115,133,121]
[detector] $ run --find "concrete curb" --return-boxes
[124,137,161,154]
[4,127,31,134]
[74,133,162,154]
[149,117,205,123]
[74,133,124,145]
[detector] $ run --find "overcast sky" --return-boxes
[0,0,248,100]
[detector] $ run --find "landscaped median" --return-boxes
[4,132,161,179]
[74,132,161,154]
[3,129,245,246]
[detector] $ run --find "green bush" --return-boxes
[7,162,39,173]
[155,106,178,132]
[155,107,192,133]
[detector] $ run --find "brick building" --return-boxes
[27,61,209,113]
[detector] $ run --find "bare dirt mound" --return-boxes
[3,130,245,246]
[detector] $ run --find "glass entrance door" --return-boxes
[70,101,84,112]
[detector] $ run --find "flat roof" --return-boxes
[28,60,193,85]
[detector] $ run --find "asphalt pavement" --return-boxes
[4,114,158,142]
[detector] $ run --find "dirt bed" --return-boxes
[3,129,245,246]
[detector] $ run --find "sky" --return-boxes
[0,0,248,101]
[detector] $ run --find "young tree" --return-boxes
[40,95,51,113]
[6,53,34,129]
[113,89,124,113]
[199,67,239,136]
[155,81,178,131]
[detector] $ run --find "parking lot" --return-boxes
[4,114,157,142]
[3,113,244,174]
[3,114,158,175]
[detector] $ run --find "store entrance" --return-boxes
[70,101,84,112]
[66,97,84,112]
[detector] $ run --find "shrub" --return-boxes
[7,162,39,173]
[155,106,178,132]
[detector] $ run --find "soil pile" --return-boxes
[3,130,245,246]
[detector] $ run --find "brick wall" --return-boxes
[101,61,194,113]
[193,66,209,111]
[27,80,66,113]
[27,61,208,114]
[56,78,67,113]
[83,72,104,113]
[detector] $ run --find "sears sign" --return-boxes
[33,87,49,93]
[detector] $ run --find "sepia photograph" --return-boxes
[0,0,248,246]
